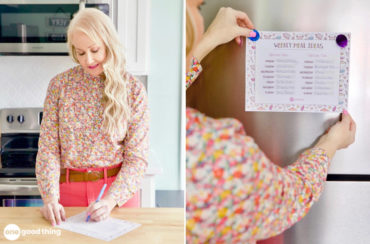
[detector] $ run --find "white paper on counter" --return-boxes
[245,31,350,113]
[57,211,141,241]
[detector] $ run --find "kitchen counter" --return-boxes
[0,207,184,243]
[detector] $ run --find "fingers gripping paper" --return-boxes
[245,31,350,112]
[57,211,141,241]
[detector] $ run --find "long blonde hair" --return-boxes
[67,8,130,142]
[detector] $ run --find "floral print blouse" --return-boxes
[36,65,149,207]
[186,57,330,243]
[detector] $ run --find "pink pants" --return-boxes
[59,166,140,207]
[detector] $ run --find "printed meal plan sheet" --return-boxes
[57,211,141,241]
[245,31,350,112]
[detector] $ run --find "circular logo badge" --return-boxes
[3,224,20,241]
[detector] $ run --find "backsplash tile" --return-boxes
[0,56,74,108]
[0,56,147,109]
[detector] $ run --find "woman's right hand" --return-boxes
[193,7,254,62]
[315,109,356,159]
[40,197,66,226]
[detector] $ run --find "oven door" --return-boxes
[0,0,112,54]
[0,177,43,207]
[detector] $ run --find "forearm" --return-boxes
[186,109,334,242]
[261,148,330,237]
[109,77,148,206]
[37,76,62,201]
[191,34,217,63]
[42,196,59,204]
[102,194,117,211]
[36,153,61,201]
[314,134,338,160]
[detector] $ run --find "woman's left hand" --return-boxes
[193,7,254,62]
[86,195,116,222]
[204,7,254,47]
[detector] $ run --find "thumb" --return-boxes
[60,205,66,221]
[341,109,351,127]
[86,203,93,216]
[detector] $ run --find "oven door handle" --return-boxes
[0,184,41,196]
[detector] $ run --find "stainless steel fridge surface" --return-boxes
[193,0,370,174]
[187,0,370,243]
[283,181,370,244]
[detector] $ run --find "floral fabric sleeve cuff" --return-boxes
[186,56,203,89]
[286,147,330,202]
[310,147,331,161]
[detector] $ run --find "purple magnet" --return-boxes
[336,34,348,48]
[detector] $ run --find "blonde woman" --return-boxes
[36,8,148,226]
[186,0,356,243]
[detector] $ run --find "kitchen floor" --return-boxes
[155,190,184,208]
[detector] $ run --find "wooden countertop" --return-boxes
[0,207,184,243]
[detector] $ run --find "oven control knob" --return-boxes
[17,115,25,124]
[6,115,14,123]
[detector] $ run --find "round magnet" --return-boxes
[248,29,260,42]
[336,34,348,48]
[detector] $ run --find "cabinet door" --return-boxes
[117,0,150,75]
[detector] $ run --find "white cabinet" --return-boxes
[117,0,150,75]
[140,166,163,207]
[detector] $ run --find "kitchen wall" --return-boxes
[148,0,183,191]
[0,56,74,108]
[0,56,148,108]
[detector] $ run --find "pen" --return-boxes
[86,183,107,222]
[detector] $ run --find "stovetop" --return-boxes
[0,168,35,178]
[0,107,43,134]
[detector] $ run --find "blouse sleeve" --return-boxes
[36,77,62,201]
[186,108,330,243]
[108,78,149,207]
[186,56,203,89]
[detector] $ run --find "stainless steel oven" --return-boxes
[0,107,43,207]
[0,0,113,55]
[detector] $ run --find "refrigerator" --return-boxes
[186,0,370,243]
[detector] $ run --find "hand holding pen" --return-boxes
[86,183,107,222]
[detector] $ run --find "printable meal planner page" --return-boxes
[245,31,350,112]
[57,211,141,241]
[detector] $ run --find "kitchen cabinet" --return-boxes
[117,0,150,75]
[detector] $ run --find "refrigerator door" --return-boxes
[257,181,370,244]
[284,181,370,244]
[188,0,370,173]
